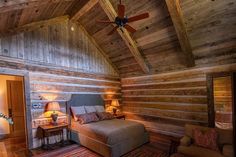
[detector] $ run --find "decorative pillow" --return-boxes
[193,128,219,151]
[97,112,114,120]
[94,106,105,112]
[76,112,99,124]
[70,106,86,121]
[84,106,96,113]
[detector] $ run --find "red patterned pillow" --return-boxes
[76,112,99,124]
[193,128,219,151]
[96,112,114,120]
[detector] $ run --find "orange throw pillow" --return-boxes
[193,128,219,151]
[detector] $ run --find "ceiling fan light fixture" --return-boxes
[97,0,149,35]
[115,17,128,27]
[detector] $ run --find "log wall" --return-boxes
[30,70,120,148]
[0,20,120,148]
[121,63,236,137]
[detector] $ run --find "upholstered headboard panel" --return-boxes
[67,94,104,124]
[67,94,104,107]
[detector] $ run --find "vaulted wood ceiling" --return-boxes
[0,0,235,78]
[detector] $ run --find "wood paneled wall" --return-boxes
[0,20,117,76]
[0,20,120,148]
[30,71,120,148]
[181,0,236,67]
[121,63,236,137]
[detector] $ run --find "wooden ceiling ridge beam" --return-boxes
[71,0,99,21]
[0,16,69,38]
[98,0,150,73]
[76,22,120,75]
[165,0,195,67]
[0,0,74,14]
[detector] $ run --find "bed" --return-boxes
[67,94,149,157]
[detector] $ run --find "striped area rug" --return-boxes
[34,144,167,157]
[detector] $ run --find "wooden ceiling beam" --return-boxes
[76,22,120,74]
[70,0,99,21]
[0,0,74,14]
[0,16,69,38]
[98,0,149,73]
[165,0,195,67]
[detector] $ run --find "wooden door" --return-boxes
[7,80,25,137]
[232,72,236,156]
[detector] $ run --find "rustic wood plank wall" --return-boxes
[30,71,120,148]
[0,20,120,148]
[180,0,236,67]
[121,63,236,137]
[0,20,117,76]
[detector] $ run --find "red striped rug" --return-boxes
[34,144,167,157]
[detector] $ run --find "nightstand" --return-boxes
[114,114,125,120]
[38,123,69,149]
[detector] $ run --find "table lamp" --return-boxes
[111,100,120,116]
[46,102,61,125]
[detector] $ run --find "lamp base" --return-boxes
[51,113,58,125]
[112,108,117,116]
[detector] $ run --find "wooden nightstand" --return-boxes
[114,114,125,120]
[38,123,69,149]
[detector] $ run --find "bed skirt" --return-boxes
[70,130,149,157]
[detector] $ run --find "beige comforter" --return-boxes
[71,119,146,145]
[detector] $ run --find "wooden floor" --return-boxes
[31,131,179,157]
[0,137,31,157]
[0,132,179,157]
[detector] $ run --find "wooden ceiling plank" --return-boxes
[165,0,195,67]
[76,22,120,74]
[0,15,69,38]
[98,0,149,73]
[0,0,74,14]
[70,0,99,21]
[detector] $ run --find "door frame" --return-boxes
[206,71,235,154]
[0,69,33,149]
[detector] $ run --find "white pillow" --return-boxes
[94,106,105,112]
[84,106,96,113]
[71,106,86,121]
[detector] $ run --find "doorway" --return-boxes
[207,72,235,156]
[0,74,27,156]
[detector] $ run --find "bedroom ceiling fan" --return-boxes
[97,0,149,35]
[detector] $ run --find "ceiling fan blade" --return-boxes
[118,4,125,18]
[96,20,115,24]
[108,26,119,35]
[124,24,136,33]
[128,13,149,23]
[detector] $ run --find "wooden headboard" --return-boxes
[66,94,105,125]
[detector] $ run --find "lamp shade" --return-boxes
[111,100,120,107]
[46,102,61,111]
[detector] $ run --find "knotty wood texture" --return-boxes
[0,20,117,76]
[30,71,121,148]
[121,64,236,137]
[180,0,236,67]
[0,20,120,148]
[99,0,150,73]
[79,0,236,77]
[165,0,195,67]
[1,0,235,77]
